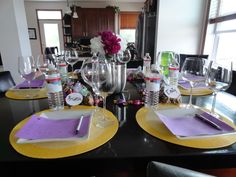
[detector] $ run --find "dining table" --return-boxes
[1,81,236,176]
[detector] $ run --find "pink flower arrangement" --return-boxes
[90,31,127,58]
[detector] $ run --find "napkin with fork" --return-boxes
[15,79,45,89]
[15,114,91,143]
[155,109,235,138]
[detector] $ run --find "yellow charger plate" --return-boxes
[136,104,236,149]
[178,86,213,96]
[9,106,119,159]
[5,88,47,100]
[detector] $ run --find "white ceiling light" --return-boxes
[72,5,78,18]
[65,0,72,14]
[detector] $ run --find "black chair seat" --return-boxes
[0,71,15,97]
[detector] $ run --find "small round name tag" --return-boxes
[65,93,83,106]
[164,85,181,99]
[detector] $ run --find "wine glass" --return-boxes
[116,49,131,63]
[206,60,233,117]
[36,54,49,76]
[64,49,79,73]
[92,59,117,127]
[181,57,207,107]
[18,56,37,98]
[81,53,99,102]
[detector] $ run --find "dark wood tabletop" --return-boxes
[1,82,236,176]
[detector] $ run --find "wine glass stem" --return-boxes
[27,80,32,98]
[71,64,74,72]
[189,86,193,106]
[211,92,217,114]
[103,95,106,110]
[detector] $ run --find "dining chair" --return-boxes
[225,70,236,96]
[147,161,215,177]
[179,54,208,71]
[0,71,15,97]
[44,47,58,65]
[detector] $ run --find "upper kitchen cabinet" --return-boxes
[71,7,115,39]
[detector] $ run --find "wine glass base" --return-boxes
[93,108,114,128]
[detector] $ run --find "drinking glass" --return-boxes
[64,49,79,73]
[81,53,99,101]
[36,54,49,75]
[181,57,207,107]
[92,59,116,127]
[116,49,131,63]
[206,60,233,116]
[18,56,37,98]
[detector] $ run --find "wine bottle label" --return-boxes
[146,80,161,92]
[168,68,179,77]
[46,77,63,93]
[58,64,67,75]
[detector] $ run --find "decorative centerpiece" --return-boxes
[90,31,124,55]
[90,31,131,93]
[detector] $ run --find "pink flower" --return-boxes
[99,31,121,55]
[90,30,127,58]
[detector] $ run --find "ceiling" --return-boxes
[25,0,145,2]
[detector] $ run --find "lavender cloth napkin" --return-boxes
[15,114,91,140]
[157,111,235,137]
[178,80,208,89]
[15,79,45,89]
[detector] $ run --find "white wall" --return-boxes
[24,1,143,57]
[0,0,32,83]
[156,0,207,55]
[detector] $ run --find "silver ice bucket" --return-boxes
[110,62,127,93]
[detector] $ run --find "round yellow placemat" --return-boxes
[136,104,236,149]
[9,106,119,159]
[5,88,47,100]
[179,87,213,96]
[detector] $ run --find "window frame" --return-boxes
[204,0,236,62]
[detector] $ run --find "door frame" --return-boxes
[36,9,64,54]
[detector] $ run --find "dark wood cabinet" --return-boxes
[71,7,115,40]
[63,14,73,48]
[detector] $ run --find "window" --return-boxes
[204,0,236,67]
[119,12,140,43]
[37,10,62,20]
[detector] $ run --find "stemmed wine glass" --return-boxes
[206,60,233,117]
[181,57,207,107]
[64,49,79,73]
[18,56,37,98]
[92,58,117,127]
[81,53,99,102]
[36,54,49,76]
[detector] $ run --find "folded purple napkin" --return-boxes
[15,79,45,89]
[15,114,91,140]
[178,80,208,89]
[157,111,235,137]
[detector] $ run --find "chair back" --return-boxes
[0,71,15,96]
[226,70,236,96]
[44,46,58,65]
[147,161,215,177]
[179,54,208,71]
